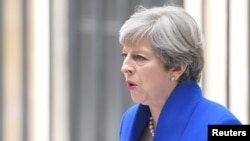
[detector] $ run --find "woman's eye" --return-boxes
[135,55,146,61]
[121,53,127,58]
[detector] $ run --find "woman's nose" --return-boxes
[121,59,135,74]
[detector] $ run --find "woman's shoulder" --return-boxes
[119,104,141,140]
[193,97,241,124]
[123,104,140,116]
[120,104,140,124]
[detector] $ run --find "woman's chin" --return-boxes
[131,95,147,105]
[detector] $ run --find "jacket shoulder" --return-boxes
[119,104,139,141]
[180,98,241,141]
[196,98,241,124]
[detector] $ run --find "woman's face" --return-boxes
[121,38,177,106]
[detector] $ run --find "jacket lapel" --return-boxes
[128,105,151,141]
[154,80,202,141]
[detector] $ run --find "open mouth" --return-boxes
[128,83,136,87]
[126,80,137,90]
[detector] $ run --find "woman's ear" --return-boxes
[170,65,187,81]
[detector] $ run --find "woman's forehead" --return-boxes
[122,39,153,51]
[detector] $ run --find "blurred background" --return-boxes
[0,0,249,141]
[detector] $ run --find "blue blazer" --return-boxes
[119,80,241,141]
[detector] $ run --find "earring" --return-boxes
[170,77,175,81]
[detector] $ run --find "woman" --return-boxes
[119,5,241,141]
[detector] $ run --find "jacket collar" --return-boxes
[129,80,202,141]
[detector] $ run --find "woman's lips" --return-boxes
[126,80,137,90]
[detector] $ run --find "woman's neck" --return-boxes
[149,102,164,128]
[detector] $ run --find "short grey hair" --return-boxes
[119,5,204,82]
